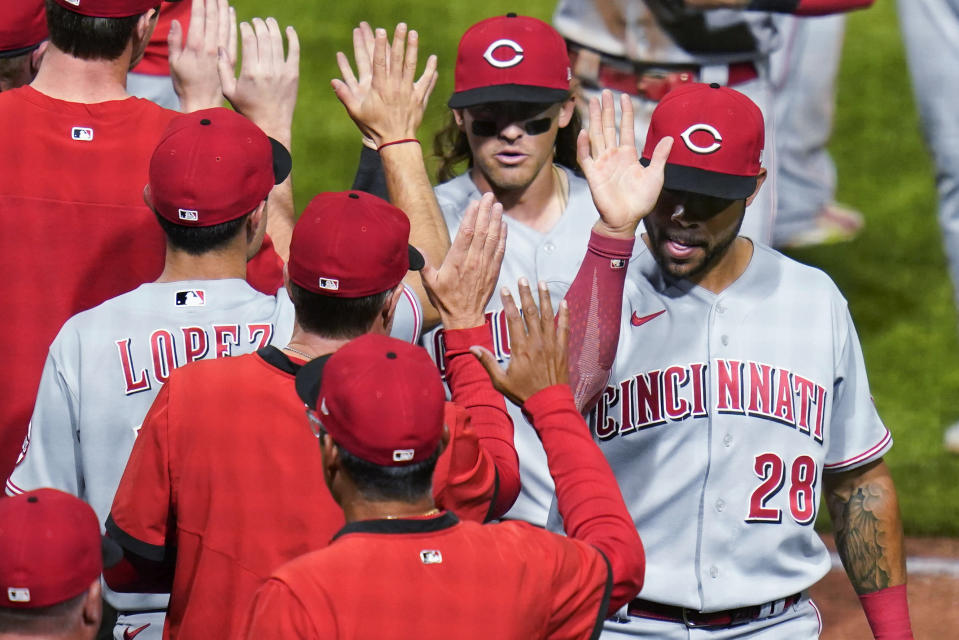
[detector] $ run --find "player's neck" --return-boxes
[155,245,248,284]
[30,43,132,103]
[341,496,439,524]
[470,163,567,233]
[283,324,349,361]
[690,236,755,294]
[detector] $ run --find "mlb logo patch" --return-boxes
[610,258,626,270]
[420,550,443,565]
[71,127,94,142]
[178,209,199,222]
[7,587,30,603]
[175,290,206,307]
[392,449,414,462]
[317,277,339,291]
[64,0,80,5]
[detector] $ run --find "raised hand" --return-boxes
[331,23,438,148]
[578,90,673,239]
[471,280,570,407]
[169,0,234,112]
[217,17,299,147]
[419,193,506,330]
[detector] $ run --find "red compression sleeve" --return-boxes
[564,231,634,413]
[442,324,520,519]
[524,385,644,613]
[747,0,874,15]
[858,585,914,640]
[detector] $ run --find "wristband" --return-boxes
[377,138,420,151]
[858,584,914,640]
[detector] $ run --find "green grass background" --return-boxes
[231,0,959,535]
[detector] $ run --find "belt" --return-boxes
[626,593,801,629]
[567,42,758,103]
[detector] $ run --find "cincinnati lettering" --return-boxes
[116,323,274,395]
[595,359,828,443]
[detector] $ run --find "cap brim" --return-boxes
[640,158,757,200]
[269,137,292,185]
[448,84,569,108]
[295,354,333,410]
[408,246,425,271]
[0,43,42,58]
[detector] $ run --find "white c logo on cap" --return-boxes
[680,124,722,154]
[483,39,524,68]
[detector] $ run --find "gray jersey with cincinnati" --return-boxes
[553,0,780,65]
[6,280,296,611]
[555,243,892,611]
[424,166,639,526]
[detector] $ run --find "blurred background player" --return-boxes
[898,0,959,453]
[104,189,518,639]
[243,282,644,639]
[6,106,295,640]
[0,489,105,640]
[552,0,875,247]
[0,0,47,92]
[128,0,192,109]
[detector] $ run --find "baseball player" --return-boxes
[5,106,296,640]
[898,0,959,453]
[552,0,875,247]
[559,85,914,638]
[0,0,46,92]
[347,13,617,527]
[104,190,520,639]
[0,0,290,487]
[0,489,105,640]
[242,282,645,640]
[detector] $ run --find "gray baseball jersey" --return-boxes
[551,242,891,635]
[424,165,641,526]
[6,279,422,614]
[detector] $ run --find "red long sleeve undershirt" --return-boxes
[564,231,635,414]
[523,385,644,614]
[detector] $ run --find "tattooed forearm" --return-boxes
[824,461,907,595]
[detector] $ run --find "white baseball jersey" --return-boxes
[6,279,422,614]
[553,0,781,67]
[424,165,642,526]
[551,242,891,618]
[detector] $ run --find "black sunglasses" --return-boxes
[470,116,554,137]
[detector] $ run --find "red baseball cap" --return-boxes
[641,82,765,200]
[51,0,180,18]
[149,108,291,227]
[295,334,445,467]
[288,191,424,298]
[0,489,102,609]
[0,0,46,56]
[448,13,571,108]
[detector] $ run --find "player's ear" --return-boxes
[376,283,405,335]
[452,109,466,131]
[30,41,47,75]
[80,580,102,630]
[142,184,154,211]
[558,96,576,129]
[744,168,767,208]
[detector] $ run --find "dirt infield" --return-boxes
[812,536,959,639]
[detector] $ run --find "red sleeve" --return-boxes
[104,383,176,591]
[523,385,644,614]
[243,579,321,640]
[433,324,519,521]
[747,0,874,15]
[246,234,285,295]
[565,231,634,413]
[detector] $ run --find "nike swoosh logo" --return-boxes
[631,309,666,327]
[123,624,150,640]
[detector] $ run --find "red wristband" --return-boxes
[377,138,419,151]
[858,584,913,640]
